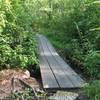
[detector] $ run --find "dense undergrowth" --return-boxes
[0,0,100,99]
[0,0,38,70]
[30,0,99,99]
[84,80,100,100]
[35,0,100,79]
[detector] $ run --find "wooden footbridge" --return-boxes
[37,34,85,89]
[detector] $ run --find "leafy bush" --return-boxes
[0,33,38,70]
[34,0,100,79]
[84,51,100,78]
[0,0,100,79]
[0,0,38,70]
[84,80,100,100]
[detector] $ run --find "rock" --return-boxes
[22,70,30,79]
[48,91,79,100]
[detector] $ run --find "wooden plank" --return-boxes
[43,35,85,86]
[42,35,85,87]
[39,35,75,88]
[38,38,59,89]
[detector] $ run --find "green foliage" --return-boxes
[0,0,38,70]
[7,88,34,100]
[84,51,100,78]
[0,0,99,77]
[34,0,100,79]
[45,33,68,49]
[0,33,38,70]
[0,0,100,99]
[84,80,100,100]
[7,87,48,100]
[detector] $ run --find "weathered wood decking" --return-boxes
[38,34,85,89]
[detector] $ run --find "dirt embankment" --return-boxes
[0,69,39,99]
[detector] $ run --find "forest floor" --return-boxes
[0,68,88,100]
[0,65,88,99]
[0,69,40,99]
